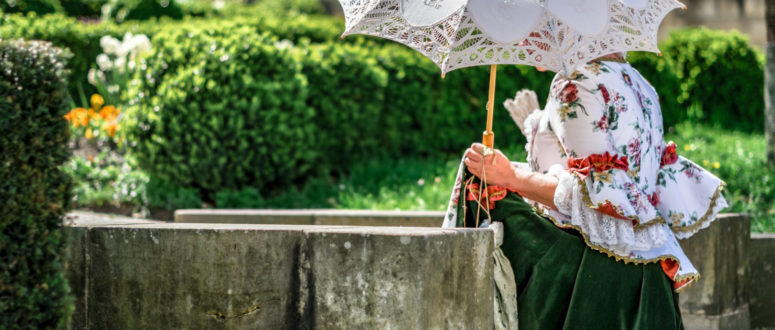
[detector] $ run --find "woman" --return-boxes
[448,53,727,329]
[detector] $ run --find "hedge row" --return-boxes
[0,40,73,328]
[628,27,764,132]
[120,22,557,198]
[0,12,349,99]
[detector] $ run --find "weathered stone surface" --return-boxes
[66,212,492,329]
[174,209,445,227]
[749,233,775,330]
[679,213,751,330]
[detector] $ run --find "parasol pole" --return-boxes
[482,64,497,149]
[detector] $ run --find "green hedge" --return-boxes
[0,40,73,328]
[0,13,352,101]
[121,22,555,197]
[630,27,764,131]
[123,25,317,200]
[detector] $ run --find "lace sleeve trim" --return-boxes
[552,168,668,254]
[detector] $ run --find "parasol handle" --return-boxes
[482,64,497,148]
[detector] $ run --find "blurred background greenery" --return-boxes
[2,0,770,231]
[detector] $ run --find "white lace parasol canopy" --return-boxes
[338,0,685,76]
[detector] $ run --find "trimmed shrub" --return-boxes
[0,40,73,328]
[102,0,183,22]
[300,43,389,172]
[632,27,764,132]
[123,26,316,200]
[0,0,62,15]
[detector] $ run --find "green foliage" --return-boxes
[631,27,764,132]
[66,152,201,212]
[300,42,389,171]
[0,0,62,15]
[251,0,325,16]
[123,25,316,200]
[59,0,108,18]
[0,13,156,98]
[102,0,183,22]
[0,40,73,328]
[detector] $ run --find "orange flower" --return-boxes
[85,127,93,139]
[99,105,119,121]
[103,122,117,138]
[90,94,104,110]
[65,108,89,128]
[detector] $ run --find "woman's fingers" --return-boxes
[465,148,482,162]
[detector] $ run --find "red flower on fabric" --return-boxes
[648,192,659,206]
[595,115,609,131]
[567,152,629,180]
[622,72,632,86]
[597,202,630,220]
[465,183,511,210]
[558,82,579,103]
[660,141,678,167]
[599,84,611,104]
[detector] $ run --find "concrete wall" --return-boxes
[65,212,493,329]
[750,233,775,330]
[69,211,763,329]
[679,214,751,330]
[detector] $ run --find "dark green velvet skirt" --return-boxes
[457,179,684,329]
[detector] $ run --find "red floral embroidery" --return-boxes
[648,192,659,206]
[567,152,629,179]
[622,72,632,86]
[660,141,678,167]
[558,82,579,103]
[599,84,611,104]
[465,183,511,210]
[596,202,629,220]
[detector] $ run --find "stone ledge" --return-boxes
[66,212,493,329]
[174,209,447,227]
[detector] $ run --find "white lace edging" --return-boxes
[550,165,668,256]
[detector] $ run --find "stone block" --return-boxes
[749,233,775,330]
[66,213,492,329]
[679,213,751,330]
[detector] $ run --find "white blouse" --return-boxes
[521,60,727,290]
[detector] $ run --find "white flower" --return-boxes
[100,35,121,55]
[87,68,105,85]
[96,53,112,71]
[274,39,293,50]
[132,35,152,55]
[114,56,126,73]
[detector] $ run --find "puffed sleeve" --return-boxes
[542,75,671,255]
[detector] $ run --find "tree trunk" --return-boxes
[766,0,775,165]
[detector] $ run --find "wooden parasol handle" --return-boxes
[482,64,497,148]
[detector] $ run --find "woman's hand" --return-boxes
[464,143,520,191]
